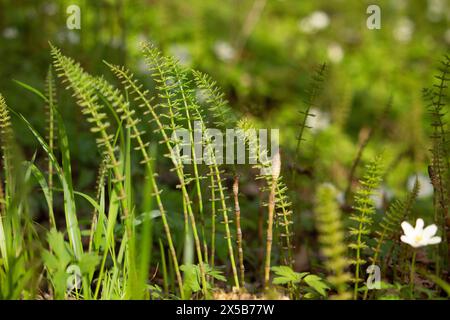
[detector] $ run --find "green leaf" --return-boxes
[180,264,201,296]
[12,109,83,259]
[205,265,227,282]
[271,266,308,285]
[304,274,330,297]
[13,79,48,102]
[27,162,56,228]
[42,250,60,271]
[78,253,100,276]
[55,107,83,259]
[42,230,75,300]
[303,292,315,299]
[180,263,223,297]
[46,229,73,269]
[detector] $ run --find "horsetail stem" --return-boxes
[106,58,208,296]
[233,175,245,287]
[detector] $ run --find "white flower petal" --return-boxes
[427,236,441,245]
[418,238,429,247]
[415,218,424,232]
[422,224,438,239]
[410,242,421,248]
[401,217,442,248]
[401,221,414,236]
[400,235,410,244]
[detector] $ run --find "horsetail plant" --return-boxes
[233,175,245,287]
[187,84,241,290]
[208,171,217,271]
[237,118,295,289]
[265,151,281,289]
[143,43,240,290]
[166,56,208,263]
[0,94,12,269]
[0,40,448,301]
[192,70,237,129]
[362,178,419,299]
[193,69,240,277]
[91,74,185,298]
[139,43,211,293]
[106,44,209,295]
[425,55,450,276]
[348,155,383,299]
[0,94,14,207]
[44,67,57,229]
[50,44,140,296]
[315,184,351,300]
[88,155,109,253]
[372,178,419,267]
[292,63,327,183]
[274,177,295,268]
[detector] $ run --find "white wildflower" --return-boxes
[214,41,236,62]
[427,0,446,22]
[298,19,314,34]
[393,18,414,43]
[400,218,441,248]
[309,11,330,30]
[327,43,344,64]
[298,11,330,34]
[3,27,18,39]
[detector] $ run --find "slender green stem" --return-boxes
[353,223,363,300]
[107,62,207,295]
[209,171,216,270]
[192,104,240,289]
[275,183,293,268]
[159,239,169,296]
[214,164,240,289]
[410,250,416,299]
[93,76,185,297]
[172,64,208,262]
[45,68,56,229]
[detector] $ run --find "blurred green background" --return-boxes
[0,0,449,253]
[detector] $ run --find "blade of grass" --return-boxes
[12,109,83,259]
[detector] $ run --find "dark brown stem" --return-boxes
[264,179,277,289]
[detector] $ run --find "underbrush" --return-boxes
[0,44,448,300]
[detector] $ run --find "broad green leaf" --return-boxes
[78,253,100,276]
[180,264,201,297]
[271,265,308,285]
[304,274,330,297]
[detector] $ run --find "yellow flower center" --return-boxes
[415,235,423,243]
